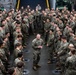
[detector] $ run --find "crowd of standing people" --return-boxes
[0,4,76,75]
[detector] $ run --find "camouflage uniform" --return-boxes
[0,59,7,75]
[14,49,22,58]
[56,40,69,72]
[28,14,34,34]
[44,21,51,44]
[15,67,23,75]
[14,58,22,66]
[47,31,54,62]
[65,54,76,75]
[32,38,43,67]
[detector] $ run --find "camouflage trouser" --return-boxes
[0,65,7,75]
[56,55,66,72]
[33,51,40,66]
[29,23,34,34]
[44,31,49,44]
[65,69,76,75]
[48,46,54,61]
[23,33,27,45]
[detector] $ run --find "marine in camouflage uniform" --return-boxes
[34,9,41,33]
[15,62,24,75]
[0,42,8,73]
[14,52,23,66]
[32,34,43,70]
[69,35,76,49]
[46,30,54,64]
[14,43,23,59]
[56,36,69,73]
[65,49,76,75]
[28,13,35,34]
[44,18,51,44]
[0,59,7,75]
[22,15,29,46]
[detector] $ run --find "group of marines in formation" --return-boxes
[0,4,76,75]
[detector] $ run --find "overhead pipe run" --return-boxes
[46,0,50,9]
[17,0,20,10]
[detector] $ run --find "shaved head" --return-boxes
[36,34,41,39]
